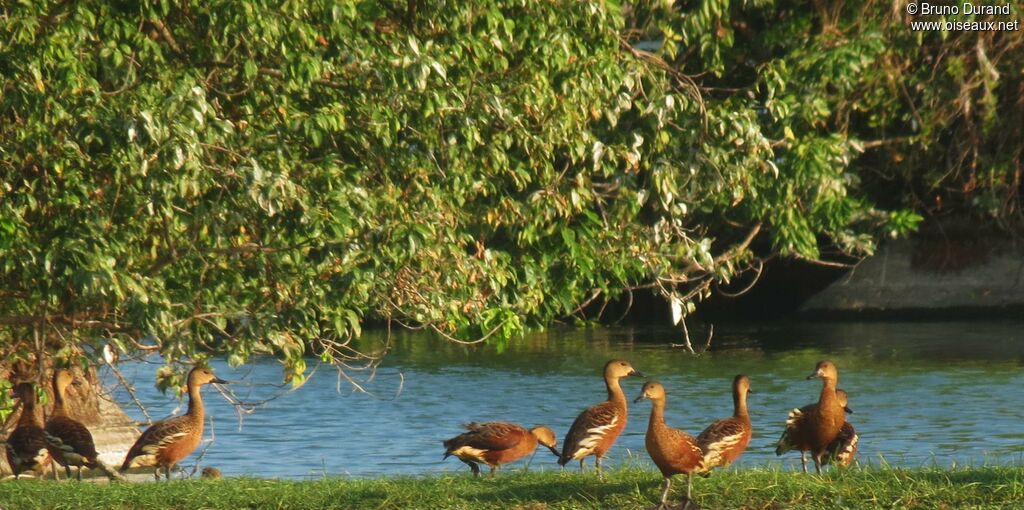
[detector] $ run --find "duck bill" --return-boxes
[629,369,645,378]
[546,445,561,457]
[806,370,823,380]
[633,394,648,404]
[844,406,854,414]
[212,377,229,385]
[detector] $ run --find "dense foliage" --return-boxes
[2,0,1016,394]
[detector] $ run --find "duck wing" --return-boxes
[6,425,52,475]
[825,421,859,466]
[444,422,526,454]
[775,404,814,455]
[120,415,191,470]
[45,415,99,465]
[559,401,620,465]
[697,417,748,469]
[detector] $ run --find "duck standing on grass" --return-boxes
[45,368,122,480]
[558,359,643,479]
[696,374,753,472]
[5,382,53,479]
[443,422,559,476]
[775,360,846,473]
[635,380,704,510]
[120,366,227,480]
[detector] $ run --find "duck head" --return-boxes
[733,374,752,396]
[529,426,561,457]
[836,389,853,414]
[633,380,665,403]
[188,366,228,387]
[806,360,838,382]
[604,359,643,380]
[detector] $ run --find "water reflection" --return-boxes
[105,321,1024,478]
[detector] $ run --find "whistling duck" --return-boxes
[44,368,121,480]
[635,381,704,510]
[558,359,643,478]
[443,422,559,476]
[5,382,53,479]
[775,360,846,473]
[823,389,858,467]
[696,374,753,471]
[120,366,226,480]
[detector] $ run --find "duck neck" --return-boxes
[606,375,626,405]
[186,382,205,418]
[18,396,42,428]
[733,388,749,420]
[647,397,667,432]
[818,376,838,407]
[53,382,68,417]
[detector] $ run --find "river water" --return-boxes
[104,321,1024,479]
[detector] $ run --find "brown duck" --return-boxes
[44,368,121,480]
[635,380,704,510]
[5,382,53,479]
[696,374,753,471]
[558,359,643,478]
[775,360,845,473]
[823,389,858,467]
[120,366,226,480]
[443,422,559,476]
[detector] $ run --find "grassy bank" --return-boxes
[1,466,1022,509]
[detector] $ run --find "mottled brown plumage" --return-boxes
[635,381,704,510]
[443,422,559,476]
[775,360,846,473]
[823,389,858,467]
[120,367,226,480]
[558,359,643,478]
[44,369,116,480]
[5,383,53,479]
[697,374,753,471]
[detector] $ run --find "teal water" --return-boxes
[105,321,1024,479]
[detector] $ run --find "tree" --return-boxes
[2,0,925,409]
[625,0,1022,232]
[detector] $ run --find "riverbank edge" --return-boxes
[1,466,1022,509]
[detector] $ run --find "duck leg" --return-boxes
[595,456,604,480]
[813,453,822,475]
[579,458,585,472]
[461,459,480,477]
[800,451,808,473]
[489,465,497,478]
[154,466,162,481]
[658,476,672,510]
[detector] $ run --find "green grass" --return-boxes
[1,466,1022,509]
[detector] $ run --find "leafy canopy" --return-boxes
[5,0,981,395]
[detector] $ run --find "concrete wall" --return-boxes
[801,239,1024,313]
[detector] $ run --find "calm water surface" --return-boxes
[105,321,1024,479]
